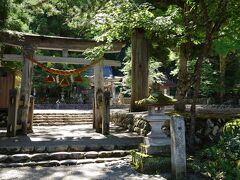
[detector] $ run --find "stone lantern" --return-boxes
[131,92,176,173]
[135,92,176,155]
[142,104,172,155]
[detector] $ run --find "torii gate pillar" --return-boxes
[93,59,104,133]
[18,45,35,135]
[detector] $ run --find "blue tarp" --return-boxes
[85,66,113,78]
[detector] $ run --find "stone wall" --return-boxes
[110,111,235,146]
[110,112,150,136]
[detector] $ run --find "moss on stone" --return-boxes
[135,92,176,106]
[131,150,171,174]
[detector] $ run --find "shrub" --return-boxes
[223,118,240,135]
[190,118,240,179]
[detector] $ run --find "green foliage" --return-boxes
[0,0,10,29]
[224,119,240,135]
[73,0,180,44]
[191,119,240,179]
[6,1,31,32]
[121,47,166,88]
[1,0,240,103]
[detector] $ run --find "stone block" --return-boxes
[0,146,21,154]
[87,145,101,151]
[131,150,171,174]
[102,145,115,151]
[140,143,170,156]
[31,153,49,161]
[69,145,86,151]
[21,146,34,153]
[95,159,105,163]
[98,151,113,158]
[49,152,70,160]
[46,145,68,153]
[84,151,98,159]
[111,150,125,157]
[24,162,37,167]
[6,163,24,167]
[60,159,78,165]
[77,159,95,164]
[68,152,84,159]
[9,154,31,163]
[36,160,60,167]
[0,155,8,162]
[34,146,46,153]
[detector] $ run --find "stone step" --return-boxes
[0,156,129,168]
[33,119,92,122]
[34,116,93,118]
[0,150,130,164]
[34,114,93,117]
[34,113,93,117]
[0,142,140,155]
[33,112,93,126]
[33,122,92,126]
[33,119,93,123]
[33,115,93,118]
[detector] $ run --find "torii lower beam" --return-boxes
[2,54,121,67]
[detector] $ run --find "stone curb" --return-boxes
[0,144,137,155]
[0,157,129,168]
[0,150,130,163]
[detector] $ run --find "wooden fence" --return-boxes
[0,71,15,109]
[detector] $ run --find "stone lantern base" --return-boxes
[131,105,172,174]
[140,140,170,155]
[131,149,171,174]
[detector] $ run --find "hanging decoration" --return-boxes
[56,75,59,83]
[74,75,83,83]
[26,56,102,76]
[70,75,74,83]
[60,77,70,87]
[45,75,55,83]
[26,56,101,87]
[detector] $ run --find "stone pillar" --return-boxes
[19,45,35,135]
[170,116,186,179]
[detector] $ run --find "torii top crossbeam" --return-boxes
[0,31,125,53]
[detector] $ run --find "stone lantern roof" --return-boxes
[135,92,176,107]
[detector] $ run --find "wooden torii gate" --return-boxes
[0,31,125,135]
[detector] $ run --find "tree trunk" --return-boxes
[219,55,226,103]
[189,55,203,149]
[175,43,189,112]
[130,28,149,112]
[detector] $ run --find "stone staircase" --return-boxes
[0,111,143,168]
[33,113,93,126]
[0,146,131,168]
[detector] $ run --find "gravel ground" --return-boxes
[0,159,169,180]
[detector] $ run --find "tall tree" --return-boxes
[0,0,10,30]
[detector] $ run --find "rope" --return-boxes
[26,56,102,76]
